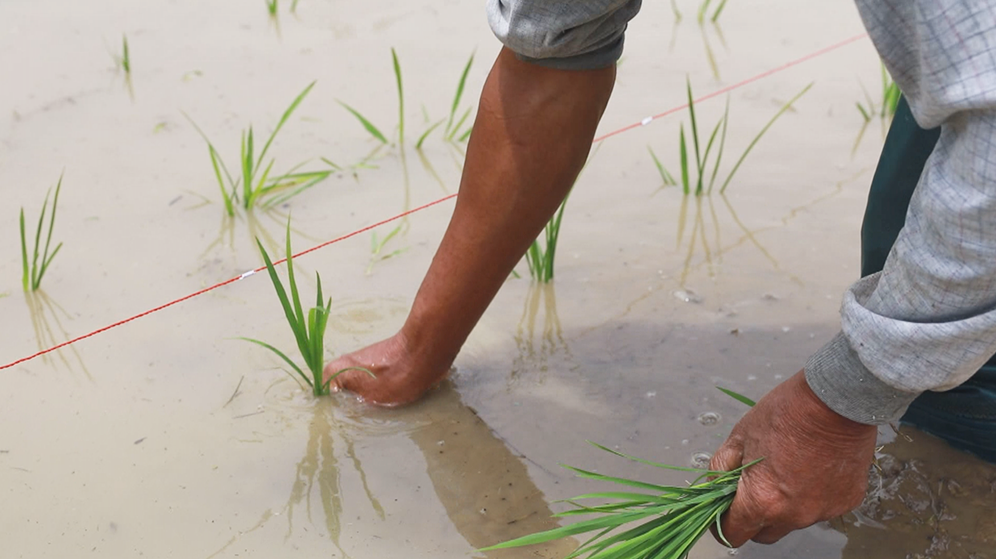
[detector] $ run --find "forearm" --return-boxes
[808,110,996,424]
[399,48,615,370]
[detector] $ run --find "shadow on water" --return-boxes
[207,385,574,558]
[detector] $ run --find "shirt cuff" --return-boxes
[515,34,625,71]
[805,332,921,425]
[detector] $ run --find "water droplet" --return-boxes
[691,452,712,468]
[697,411,721,426]
[747,374,757,381]
[781,326,792,333]
[645,391,657,398]
[681,439,690,446]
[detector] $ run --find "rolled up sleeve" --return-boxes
[486,0,642,71]
[808,0,996,425]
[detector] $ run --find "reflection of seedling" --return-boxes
[185,82,333,215]
[241,220,373,397]
[651,78,812,195]
[856,62,901,122]
[20,174,64,292]
[366,223,407,275]
[481,389,757,557]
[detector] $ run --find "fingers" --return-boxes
[716,481,767,548]
[708,439,744,473]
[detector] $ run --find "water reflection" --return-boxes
[24,290,92,380]
[510,283,572,389]
[406,385,576,558]
[206,384,572,557]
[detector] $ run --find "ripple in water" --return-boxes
[697,411,721,426]
[691,452,712,469]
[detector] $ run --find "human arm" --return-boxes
[325,1,642,404]
[712,0,996,546]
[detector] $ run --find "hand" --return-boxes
[324,333,450,407]
[709,370,878,546]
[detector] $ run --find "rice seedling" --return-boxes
[185,82,332,215]
[240,219,373,397]
[697,0,730,23]
[856,62,901,122]
[480,442,761,558]
[366,223,408,274]
[337,48,407,146]
[392,48,405,145]
[445,53,475,142]
[290,0,299,12]
[524,146,600,283]
[671,0,682,22]
[120,35,130,74]
[525,198,569,283]
[652,78,811,196]
[20,173,64,292]
[416,119,445,150]
[480,388,757,558]
[266,0,278,16]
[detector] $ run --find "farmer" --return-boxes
[326,0,996,548]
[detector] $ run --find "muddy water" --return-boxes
[1,0,993,558]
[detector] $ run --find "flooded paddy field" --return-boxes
[1,0,994,557]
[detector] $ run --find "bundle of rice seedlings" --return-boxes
[481,389,758,558]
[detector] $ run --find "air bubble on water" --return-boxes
[646,391,657,398]
[781,326,792,333]
[747,374,757,381]
[697,411,721,426]
[691,452,711,468]
[673,289,704,304]
[681,439,689,446]
[728,549,740,556]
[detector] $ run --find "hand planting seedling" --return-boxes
[20,174,64,292]
[651,78,812,196]
[480,388,759,559]
[185,82,334,215]
[241,219,373,396]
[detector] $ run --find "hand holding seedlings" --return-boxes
[708,371,877,546]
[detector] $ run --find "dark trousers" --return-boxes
[861,97,996,461]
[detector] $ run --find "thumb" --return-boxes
[708,439,762,548]
[325,362,366,392]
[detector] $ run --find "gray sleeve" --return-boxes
[486,0,642,71]
[808,1,996,425]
